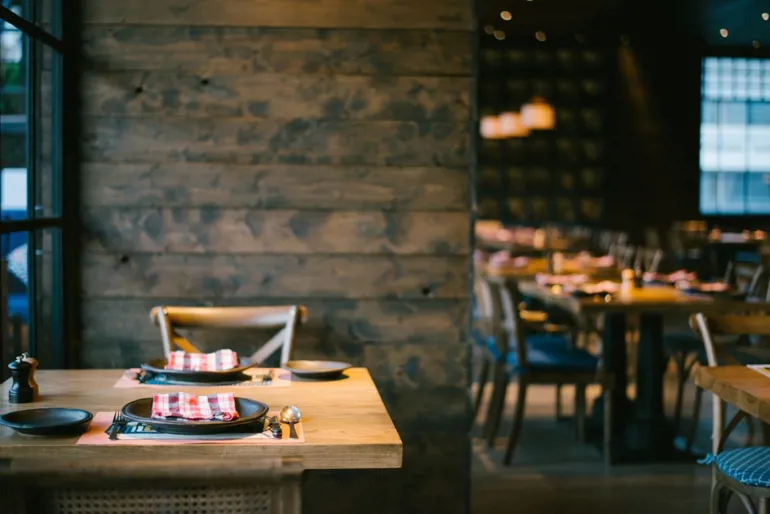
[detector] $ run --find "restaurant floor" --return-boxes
[471,373,751,513]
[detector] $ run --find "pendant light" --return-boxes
[521,96,555,130]
[498,112,530,138]
[480,115,504,139]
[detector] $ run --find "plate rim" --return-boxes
[140,356,258,378]
[282,360,352,375]
[120,396,269,428]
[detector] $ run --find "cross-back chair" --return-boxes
[694,312,770,514]
[150,305,308,366]
[483,278,613,467]
[667,264,767,451]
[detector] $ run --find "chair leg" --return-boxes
[710,481,721,514]
[602,384,613,469]
[746,416,756,447]
[575,384,587,443]
[762,422,770,446]
[503,379,528,465]
[671,352,686,433]
[473,357,491,422]
[555,383,563,421]
[484,363,508,448]
[759,497,767,514]
[686,386,704,452]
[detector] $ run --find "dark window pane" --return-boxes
[35,42,60,217]
[716,172,746,214]
[32,227,60,367]
[1,230,29,369]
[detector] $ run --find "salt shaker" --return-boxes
[21,352,39,401]
[8,356,34,404]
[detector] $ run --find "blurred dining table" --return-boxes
[517,281,770,463]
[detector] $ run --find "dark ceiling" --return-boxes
[478,0,770,50]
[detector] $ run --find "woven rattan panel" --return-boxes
[38,485,272,514]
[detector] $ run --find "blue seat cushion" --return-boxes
[476,331,571,363]
[706,447,770,487]
[507,344,598,374]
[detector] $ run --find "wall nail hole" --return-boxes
[134,86,143,94]
[201,78,209,86]
[119,255,130,264]
[421,287,434,298]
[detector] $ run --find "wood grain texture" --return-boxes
[83,117,470,167]
[0,369,403,470]
[82,208,471,255]
[82,0,472,30]
[81,163,469,211]
[81,254,469,299]
[81,298,468,368]
[82,73,470,121]
[82,27,472,76]
[694,366,770,425]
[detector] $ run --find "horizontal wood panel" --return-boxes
[81,254,469,299]
[82,208,471,255]
[82,0,472,30]
[82,73,470,121]
[80,298,467,367]
[81,163,469,211]
[364,344,468,392]
[82,27,472,76]
[83,117,470,167]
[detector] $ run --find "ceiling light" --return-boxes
[484,25,495,34]
[754,40,761,49]
[500,10,512,21]
[763,12,769,21]
[494,30,506,40]
[535,31,546,42]
[720,28,728,38]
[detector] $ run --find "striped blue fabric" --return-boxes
[704,447,770,487]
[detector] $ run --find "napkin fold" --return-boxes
[165,349,240,371]
[151,392,239,421]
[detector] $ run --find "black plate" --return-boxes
[0,408,93,436]
[282,360,351,379]
[140,356,257,383]
[121,397,269,435]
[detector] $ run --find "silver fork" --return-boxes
[108,412,126,440]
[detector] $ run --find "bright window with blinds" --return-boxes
[700,57,770,215]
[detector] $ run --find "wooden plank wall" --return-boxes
[79,1,474,513]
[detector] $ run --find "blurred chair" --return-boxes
[150,305,307,366]
[483,278,613,467]
[0,457,302,514]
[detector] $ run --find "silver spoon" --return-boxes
[279,405,301,439]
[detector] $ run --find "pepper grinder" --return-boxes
[21,352,39,401]
[8,357,34,404]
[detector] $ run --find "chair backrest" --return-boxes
[493,279,529,371]
[149,305,308,366]
[694,311,770,453]
[0,457,302,514]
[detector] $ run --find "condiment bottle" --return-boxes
[8,357,34,404]
[621,269,635,295]
[21,352,39,401]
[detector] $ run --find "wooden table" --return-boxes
[482,260,618,282]
[694,366,770,425]
[0,368,402,470]
[519,282,770,463]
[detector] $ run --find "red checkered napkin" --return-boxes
[164,349,240,371]
[151,392,240,421]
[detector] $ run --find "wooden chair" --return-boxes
[150,305,308,366]
[667,264,767,450]
[693,313,770,514]
[0,457,303,514]
[473,274,574,423]
[484,278,613,467]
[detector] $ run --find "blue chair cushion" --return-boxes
[506,344,598,374]
[475,331,572,364]
[702,447,770,487]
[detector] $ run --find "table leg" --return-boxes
[628,313,675,457]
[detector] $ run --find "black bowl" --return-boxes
[282,360,351,380]
[140,356,257,383]
[0,408,93,436]
[121,397,269,435]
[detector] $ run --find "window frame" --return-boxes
[0,1,79,370]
